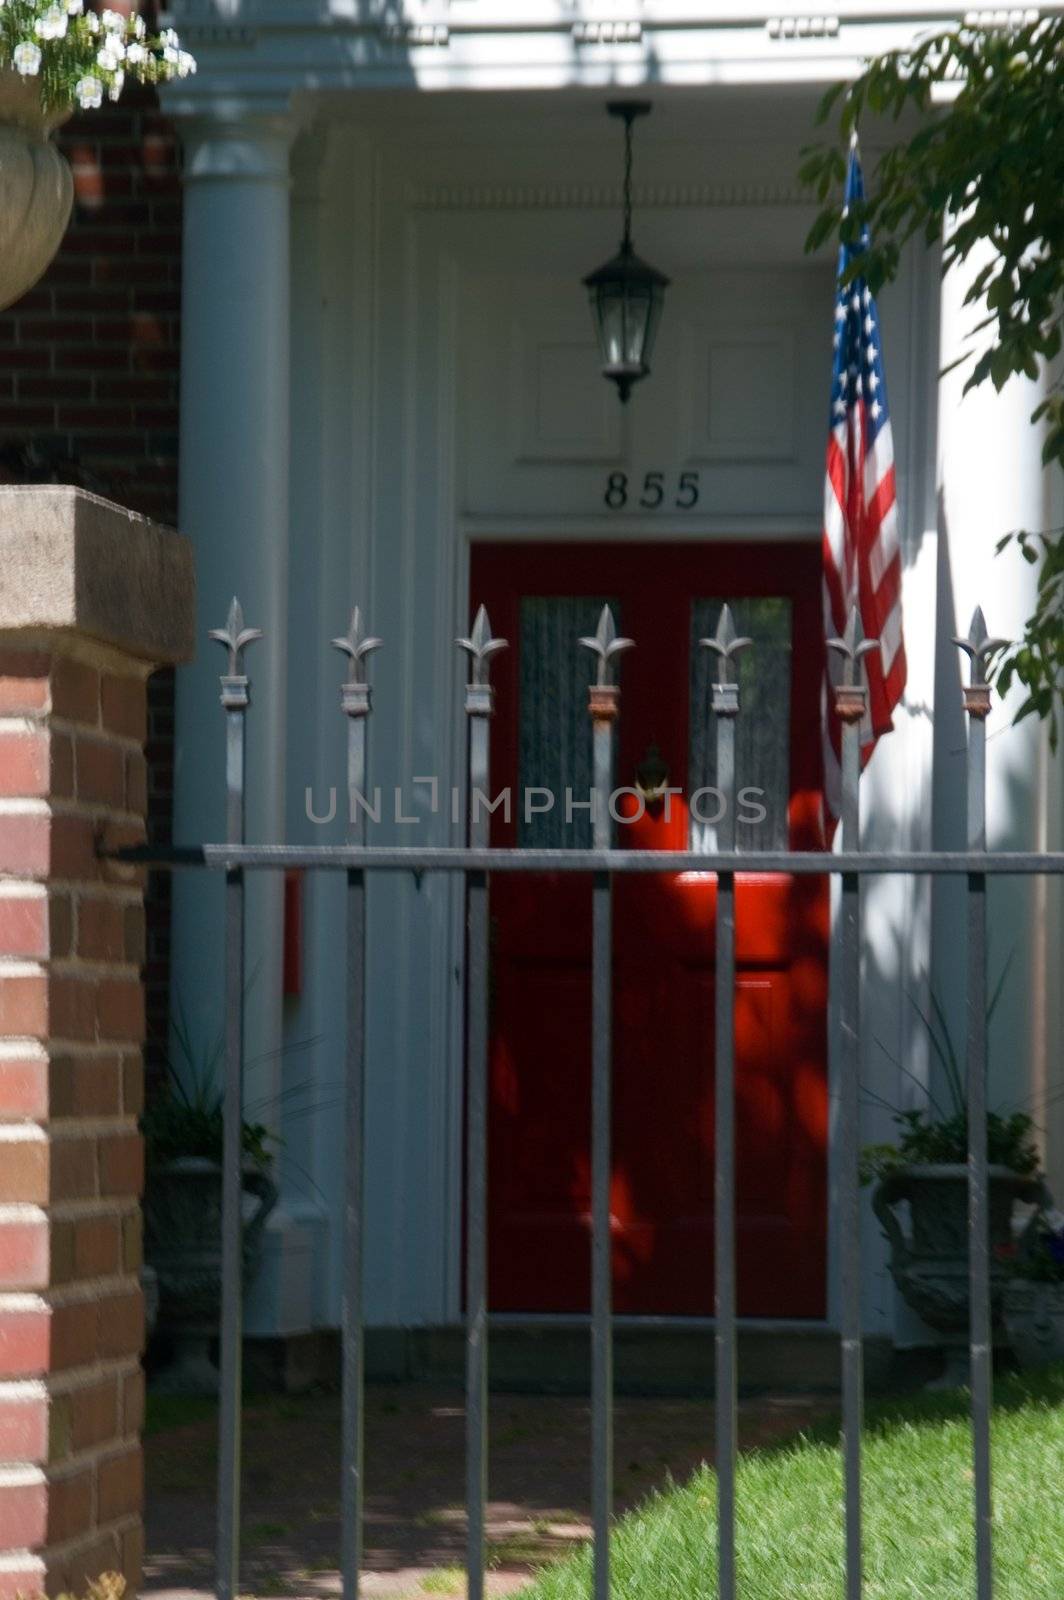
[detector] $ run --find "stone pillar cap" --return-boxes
[0,485,195,664]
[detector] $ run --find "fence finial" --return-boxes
[209,596,262,707]
[457,604,507,687]
[700,603,751,698]
[457,605,507,718]
[333,607,382,717]
[954,606,1007,705]
[827,604,879,690]
[579,603,634,689]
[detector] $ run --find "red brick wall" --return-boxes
[0,89,183,1087]
[0,645,150,1596]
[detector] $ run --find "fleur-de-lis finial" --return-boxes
[579,603,634,687]
[208,596,262,677]
[457,604,508,686]
[953,605,1008,688]
[332,607,382,686]
[699,603,752,686]
[827,605,879,688]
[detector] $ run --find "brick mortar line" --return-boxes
[0,794,145,818]
[0,1041,135,1059]
[0,1036,144,1052]
[0,717,145,753]
[0,1124,142,1146]
[0,883,142,905]
[30,1510,141,1562]
[0,956,143,980]
[0,1273,142,1308]
[47,1199,142,1224]
[0,1355,139,1400]
[1,1119,139,1142]
[25,1432,142,1480]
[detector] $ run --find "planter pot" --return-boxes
[1003,1280,1064,1370]
[0,71,73,311]
[144,1155,278,1394]
[873,1163,1046,1387]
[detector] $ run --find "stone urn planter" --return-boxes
[873,1163,1046,1387]
[144,1155,278,1394]
[1003,1281,1064,1370]
[0,71,73,311]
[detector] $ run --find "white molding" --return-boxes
[406,180,812,212]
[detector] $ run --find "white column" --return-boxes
[170,111,293,1325]
[935,243,1055,1145]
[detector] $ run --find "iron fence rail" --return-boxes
[114,596,1064,1600]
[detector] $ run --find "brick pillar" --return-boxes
[0,487,193,1598]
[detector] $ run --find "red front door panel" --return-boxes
[474,543,829,1318]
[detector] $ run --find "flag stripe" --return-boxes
[821,143,907,837]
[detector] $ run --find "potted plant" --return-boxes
[1003,1208,1064,1370]
[863,981,1048,1386]
[142,1006,277,1394]
[0,2,193,309]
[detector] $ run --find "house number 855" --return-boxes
[604,471,700,510]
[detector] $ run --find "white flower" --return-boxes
[65,0,83,13]
[34,4,67,39]
[86,11,99,31]
[100,7,124,30]
[159,26,178,45]
[107,68,124,100]
[130,12,145,37]
[162,43,179,63]
[75,74,103,108]
[13,41,42,74]
[176,49,195,76]
[96,41,123,69]
[124,39,146,63]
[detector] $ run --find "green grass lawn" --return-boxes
[524,1367,1064,1600]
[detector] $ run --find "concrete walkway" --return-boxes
[144,1384,829,1599]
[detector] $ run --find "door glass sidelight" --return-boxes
[688,597,792,851]
[518,596,616,848]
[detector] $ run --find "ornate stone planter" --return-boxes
[144,1155,278,1393]
[873,1163,1046,1387]
[1003,1281,1064,1370]
[0,71,73,311]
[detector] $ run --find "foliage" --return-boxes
[800,17,1064,743]
[0,1,193,116]
[141,1000,273,1171]
[859,962,1041,1184]
[28,1577,127,1600]
[526,1367,1064,1598]
[860,1108,1040,1186]
[1008,1207,1064,1284]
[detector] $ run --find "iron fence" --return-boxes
[123,594,1064,1600]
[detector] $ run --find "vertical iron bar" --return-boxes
[335,612,381,1600]
[956,608,1002,1600]
[581,604,631,1600]
[209,600,261,1600]
[829,607,875,1600]
[458,607,506,1600]
[591,721,613,1600]
[703,606,749,1600]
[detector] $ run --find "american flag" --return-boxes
[822,139,906,833]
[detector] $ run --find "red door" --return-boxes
[474,542,828,1318]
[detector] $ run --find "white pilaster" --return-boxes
[935,244,1055,1147]
[170,109,296,1329]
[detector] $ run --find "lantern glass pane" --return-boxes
[591,286,628,369]
[622,285,652,368]
[641,285,665,369]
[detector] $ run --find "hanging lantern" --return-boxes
[583,101,669,403]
